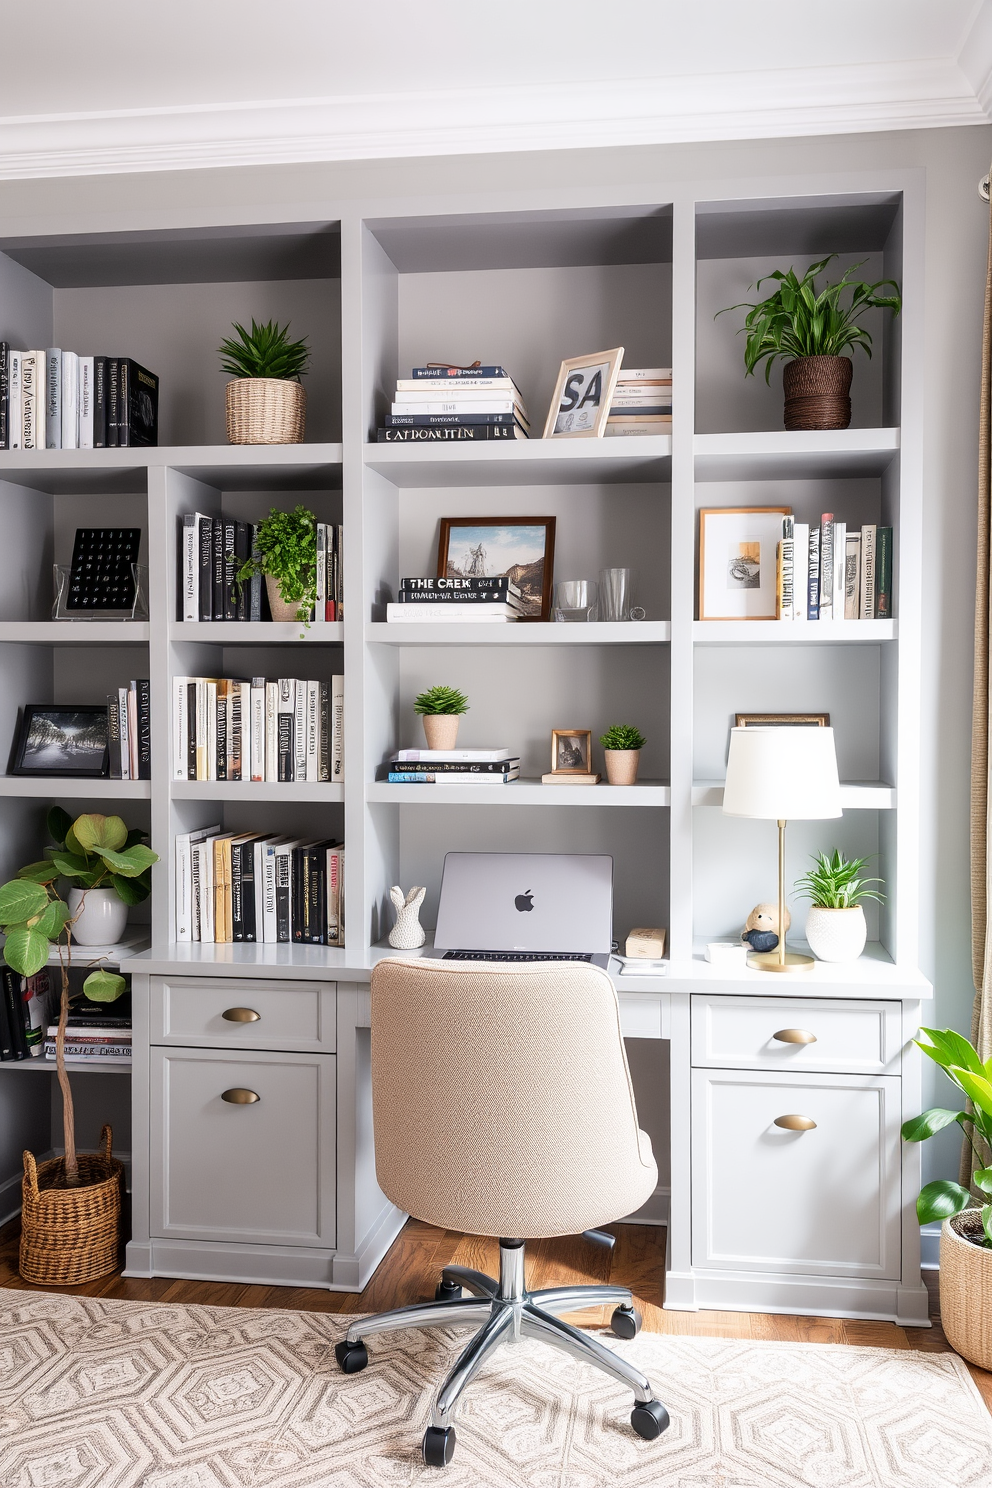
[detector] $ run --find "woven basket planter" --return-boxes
[939,1211,992,1370]
[19,1124,123,1286]
[226,378,306,445]
[782,356,852,431]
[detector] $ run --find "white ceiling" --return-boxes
[0,0,990,179]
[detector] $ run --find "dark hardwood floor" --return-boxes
[2,1213,989,1409]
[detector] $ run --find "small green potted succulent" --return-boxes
[414,685,469,751]
[600,724,645,786]
[236,504,318,625]
[793,849,884,963]
[716,254,901,431]
[219,318,311,445]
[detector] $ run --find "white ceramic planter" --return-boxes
[805,905,867,963]
[422,715,460,751]
[68,887,128,946]
[604,749,640,786]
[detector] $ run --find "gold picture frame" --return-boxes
[550,729,593,774]
[735,713,830,727]
[698,506,792,621]
[543,347,624,439]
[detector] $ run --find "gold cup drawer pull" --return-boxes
[772,1028,817,1045]
[221,1088,260,1104]
[774,1114,817,1131]
[222,1008,261,1023]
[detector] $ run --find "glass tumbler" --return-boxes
[553,580,598,622]
[599,567,633,622]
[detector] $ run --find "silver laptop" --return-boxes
[434,852,613,968]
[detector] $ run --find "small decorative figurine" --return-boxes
[741,902,791,954]
[388,885,427,949]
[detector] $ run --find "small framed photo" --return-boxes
[698,506,792,621]
[10,704,109,777]
[438,517,556,622]
[543,347,624,439]
[551,729,592,774]
[735,712,830,728]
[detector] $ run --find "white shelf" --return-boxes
[691,780,896,809]
[0,929,150,965]
[0,1058,132,1072]
[693,620,896,644]
[367,779,670,806]
[363,436,671,487]
[666,939,930,996]
[0,777,151,799]
[171,622,343,644]
[134,943,352,977]
[0,443,343,494]
[693,428,900,481]
[171,781,344,802]
[0,622,150,644]
[367,620,670,645]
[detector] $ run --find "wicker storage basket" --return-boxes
[19,1124,123,1286]
[939,1210,992,1370]
[226,378,306,445]
[782,355,852,431]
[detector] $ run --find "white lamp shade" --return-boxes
[723,726,842,820]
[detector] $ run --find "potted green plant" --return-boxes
[600,724,645,786]
[414,685,469,751]
[219,318,311,445]
[901,1027,992,1370]
[793,849,884,962]
[716,255,901,430]
[235,504,318,624]
[0,808,158,1284]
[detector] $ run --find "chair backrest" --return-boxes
[370,957,657,1239]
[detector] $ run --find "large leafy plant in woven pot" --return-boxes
[717,255,901,430]
[220,318,311,445]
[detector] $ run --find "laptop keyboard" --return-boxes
[442,950,593,963]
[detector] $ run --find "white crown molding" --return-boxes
[0,58,987,180]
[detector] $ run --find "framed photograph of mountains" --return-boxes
[437,517,556,621]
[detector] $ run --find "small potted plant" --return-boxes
[716,255,901,430]
[414,685,468,751]
[236,504,318,624]
[902,1027,992,1371]
[219,318,311,445]
[793,849,884,963]
[600,724,645,786]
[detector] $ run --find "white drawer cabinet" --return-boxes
[149,977,336,1051]
[690,995,901,1074]
[150,1046,337,1248]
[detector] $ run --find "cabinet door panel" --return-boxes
[150,1047,336,1247]
[150,977,336,1051]
[691,995,900,1074]
[691,1069,901,1278]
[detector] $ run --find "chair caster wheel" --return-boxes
[631,1399,670,1440]
[334,1339,368,1374]
[611,1304,641,1339]
[435,1279,462,1302]
[422,1425,456,1466]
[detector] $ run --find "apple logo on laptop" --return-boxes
[514,890,534,912]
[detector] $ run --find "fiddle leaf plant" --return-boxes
[235,504,318,625]
[901,1027,992,1247]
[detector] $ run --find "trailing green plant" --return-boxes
[235,505,318,624]
[599,724,646,751]
[0,809,159,1185]
[793,849,885,909]
[901,1028,992,1247]
[218,319,311,381]
[716,255,902,382]
[413,685,469,716]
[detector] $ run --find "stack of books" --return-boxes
[0,969,51,1060]
[377,365,530,442]
[386,576,526,624]
[172,675,344,783]
[175,827,344,944]
[180,516,343,623]
[776,515,893,621]
[44,992,132,1067]
[108,679,151,780]
[386,748,520,785]
[606,368,672,436]
[0,345,158,449]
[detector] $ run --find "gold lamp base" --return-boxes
[748,948,814,973]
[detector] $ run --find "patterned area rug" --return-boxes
[1,1289,991,1487]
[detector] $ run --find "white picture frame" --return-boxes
[543,347,624,439]
[698,506,793,621]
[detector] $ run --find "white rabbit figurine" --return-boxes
[388,885,427,949]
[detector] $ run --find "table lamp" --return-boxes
[722,726,842,972]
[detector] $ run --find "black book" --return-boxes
[0,975,13,1060]
[377,424,517,442]
[248,525,264,622]
[222,520,237,622]
[106,358,120,448]
[215,684,228,781]
[117,359,129,447]
[187,680,197,780]
[231,836,245,939]
[212,519,224,621]
[319,680,330,782]
[234,522,249,621]
[93,357,109,448]
[398,589,521,605]
[275,846,294,943]
[387,758,519,773]
[400,576,516,592]
[197,515,213,621]
[68,991,132,1024]
[291,844,307,942]
[136,679,151,779]
[120,358,158,447]
[3,969,27,1059]
[277,712,294,782]
[305,843,333,945]
[0,341,8,450]
[107,696,122,779]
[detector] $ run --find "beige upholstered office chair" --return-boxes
[335,957,669,1468]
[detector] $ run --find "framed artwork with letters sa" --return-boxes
[543,347,624,439]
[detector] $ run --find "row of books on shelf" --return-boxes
[385,748,519,785]
[172,676,344,783]
[777,517,892,621]
[176,826,344,944]
[386,577,526,624]
[0,345,159,450]
[378,365,530,442]
[605,368,672,437]
[44,994,133,1066]
[108,680,151,780]
[181,515,343,623]
[0,969,51,1060]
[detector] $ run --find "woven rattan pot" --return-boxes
[19,1124,123,1286]
[226,378,306,445]
[939,1211,992,1370]
[782,356,852,431]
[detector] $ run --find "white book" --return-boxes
[181,515,198,622]
[396,748,511,762]
[432,772,520,785]
[391,399,521,416]
[78,356,94,448]
[395,377,518,393]
[61,352,78,449]
[118,686,131,781]
[233,679,251,782]
[265,681,279,782]
[45,349,61,449]
[818,515,834,620]
[250,678,266,782]
[175,823,221,941]
[306,679,320,782]
[609,392,673,406]
[194,837,216,943]
[20,352,38,448]
[844,533,861,620]
[252,835,274,938]
[206,681,217,781]
[832,521,847,618]
[173,677,189,779]
[614,367,672,380]
[331,674,344,783]
[392,385,526,404]
[261,836,294,943]
[386,607,512,623]
[195,679,210,780]
[127,682,139,778]
[293,680,307,782]
[860,526,877,619]
[326,845,344,947]
[8,351,21,450]
[792,523,810,622]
